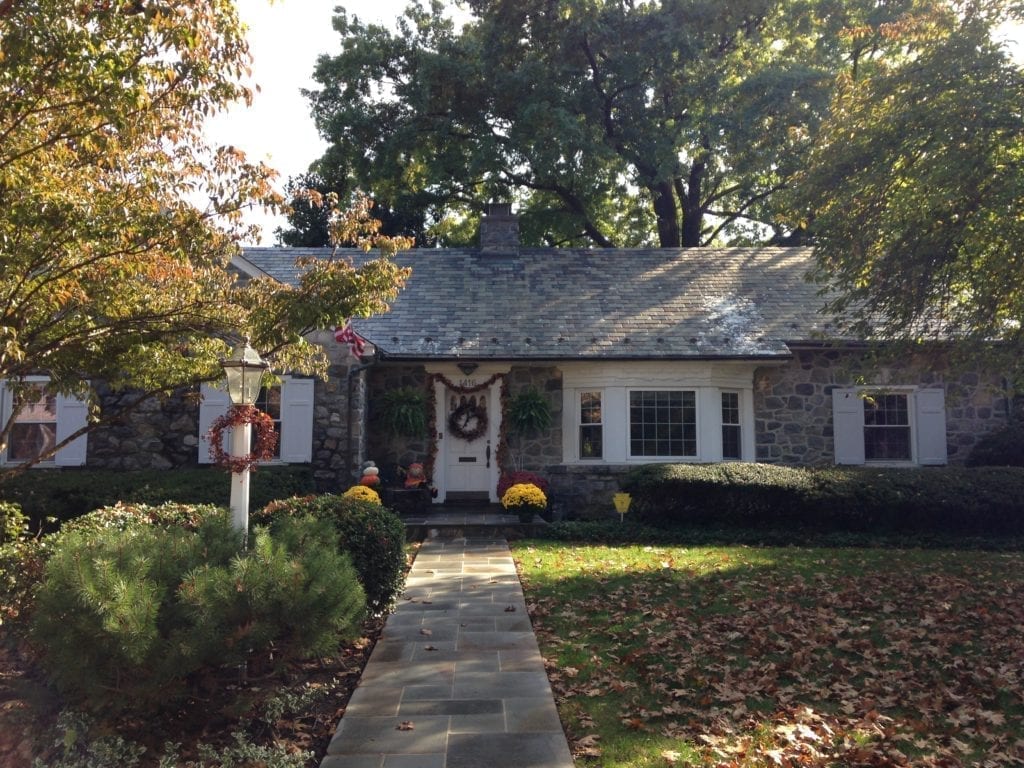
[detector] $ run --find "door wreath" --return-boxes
[448,400,488,442]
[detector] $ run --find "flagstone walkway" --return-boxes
[320,537,575,768]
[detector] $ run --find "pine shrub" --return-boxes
[31,512,365,714]
[256,494,406,614]
[177,516,366,667]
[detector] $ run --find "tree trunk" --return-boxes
[680,160,705,248]
[652,181,680,248]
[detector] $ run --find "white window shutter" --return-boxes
[279,377,314,463]
[832,388,865,465]
[914,388,947,465]
[198,383,231,464]
[55,390,89,466]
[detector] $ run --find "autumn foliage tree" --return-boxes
[0,0,410,468]
[790,0,1024,380]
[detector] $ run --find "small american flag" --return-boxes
[334,321,366,360]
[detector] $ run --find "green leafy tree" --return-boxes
[0,0,411,470]
[305,0,909,247]
[791,0,1024,379]
[275,173,334,247]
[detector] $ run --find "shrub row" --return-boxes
[619,463,1024,535]
[0,465,315,531]
[966,419,1024,467]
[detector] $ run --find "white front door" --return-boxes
[444,390,492,494]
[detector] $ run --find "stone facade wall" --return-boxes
[309,363,357,492]
[365,364,432,476]
[86,330,365,488]
[84,347,1015,508]
[87,386,201,470]
[753,347,1012,465]
[504,366,562,473]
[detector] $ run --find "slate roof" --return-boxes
[237,246,840,361]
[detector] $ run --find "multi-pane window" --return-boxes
[8,384,57,462]
[253,385,282,460]
[579,391,603,459]
[863,393,911,461]
[721,392,741,460]
[629,390,696,457]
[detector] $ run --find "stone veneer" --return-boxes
[87,385,201,470]
[86,330,367,492]
[83,344,1016,511]
[753,347,1012,465]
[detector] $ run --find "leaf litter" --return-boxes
[514,544,1024,766]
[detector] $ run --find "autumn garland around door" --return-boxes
[424,372,511,479]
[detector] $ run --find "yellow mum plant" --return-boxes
[501,482,547,521]
[343,485,381,504]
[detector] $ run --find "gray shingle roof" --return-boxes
[238,246,838,360]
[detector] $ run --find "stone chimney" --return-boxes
[479,202,519,254]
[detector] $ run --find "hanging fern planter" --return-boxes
[507,387,552,436]
[375,387,428,437]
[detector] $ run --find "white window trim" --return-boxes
[577,389,604,461]
[721,389,743,462]
[832,386,947,467]
[198,376,314,465]
[561,361,758,465]
[0,376,89,467]
[626,387,699,461]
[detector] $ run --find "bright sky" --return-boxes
[205,0,418,245]
[208,2,1022,246]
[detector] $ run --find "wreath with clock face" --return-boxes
[448,400,488,442]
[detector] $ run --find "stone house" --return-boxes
[3,206,1013,511]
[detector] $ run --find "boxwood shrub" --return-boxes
[966,420,1024,467]
[619,463,1024,535]
[255,494,406,614]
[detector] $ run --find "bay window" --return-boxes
[629,390,696,457]
[563,362,756,464]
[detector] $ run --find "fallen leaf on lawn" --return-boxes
[575,734,602,758]
[661,749,683,764]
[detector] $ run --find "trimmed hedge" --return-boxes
[966,420,1024,467]
[0,466,315,530]
[619,463,1024,535]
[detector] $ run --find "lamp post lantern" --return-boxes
[220,339,270,541]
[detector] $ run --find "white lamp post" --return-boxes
[221,339,270,541]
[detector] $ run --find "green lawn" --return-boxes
[511,541,1024,767]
